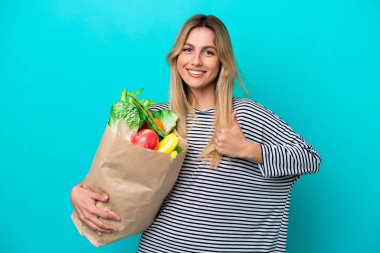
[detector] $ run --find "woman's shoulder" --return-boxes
[233,97,271,115]
[233,97,292,129]
[233,97,285,122]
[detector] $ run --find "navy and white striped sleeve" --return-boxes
[255,102,322,178]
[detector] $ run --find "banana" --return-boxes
[157,133,178,154]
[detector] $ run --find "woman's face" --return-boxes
[177,27,220,93]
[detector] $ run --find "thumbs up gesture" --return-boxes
[214,111,249,158]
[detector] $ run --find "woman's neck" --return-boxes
[188,85,216,111]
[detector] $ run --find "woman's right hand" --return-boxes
[70,184,121,236]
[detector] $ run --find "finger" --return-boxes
[214,127,220,137]
[97,209,121,221]
[214,138,223,152]
[89,215,118,233]
[214,136,220,146]
[86,189,109,202]
[80,211,113,234]
[87,206,121,221]
[215,144,223,154]
[74,208,87,225]
[85,218,113,234]
[218,126,231,137]
[87,208,118,231]
[215,125,225,134]
[231,111,239,126]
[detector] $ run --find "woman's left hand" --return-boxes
[215,111,263,163]
[214,111,248,158]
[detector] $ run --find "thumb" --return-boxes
[88,190,108,202]
[231,111,239,127]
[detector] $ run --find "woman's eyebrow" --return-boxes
[184,43,216,50]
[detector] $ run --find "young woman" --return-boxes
[71,14,321,252]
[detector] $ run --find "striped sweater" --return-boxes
[138,97,321,252]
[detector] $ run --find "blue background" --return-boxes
[1,0,379,252]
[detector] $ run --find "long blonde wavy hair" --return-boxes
[167,14,249,168]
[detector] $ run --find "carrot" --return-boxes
[154,118,165,132]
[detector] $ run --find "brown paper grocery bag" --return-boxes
[71,123,187,247]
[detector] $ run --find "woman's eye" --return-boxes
[183,47,192,52]
[205,50,215,56]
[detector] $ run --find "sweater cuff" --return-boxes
[257,144,272,178]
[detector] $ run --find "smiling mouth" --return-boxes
[187,68,207,78]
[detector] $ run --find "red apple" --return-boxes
[131,129,159,150]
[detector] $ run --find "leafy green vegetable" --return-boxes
[108,88,179,138]
[108,88,146,132]
[152,109,179,135]
[127,91,166,139]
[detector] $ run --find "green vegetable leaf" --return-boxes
[109,101,128,129]
[123,103,145,132]
[135,88,144,96]
[152,109,179,134]
[120,88,127,102]
[108,88,146,132]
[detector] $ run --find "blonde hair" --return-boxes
[166,14,249,168]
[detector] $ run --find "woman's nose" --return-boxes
[191,53,203,66]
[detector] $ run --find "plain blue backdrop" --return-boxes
[1,0,379,252]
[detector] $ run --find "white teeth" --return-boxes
[188,70,205,75]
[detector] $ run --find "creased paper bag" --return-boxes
[71,121,187,247]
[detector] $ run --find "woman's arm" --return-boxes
[252,105,321,178]
[215,102,321,178]
[240,137,321,178]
